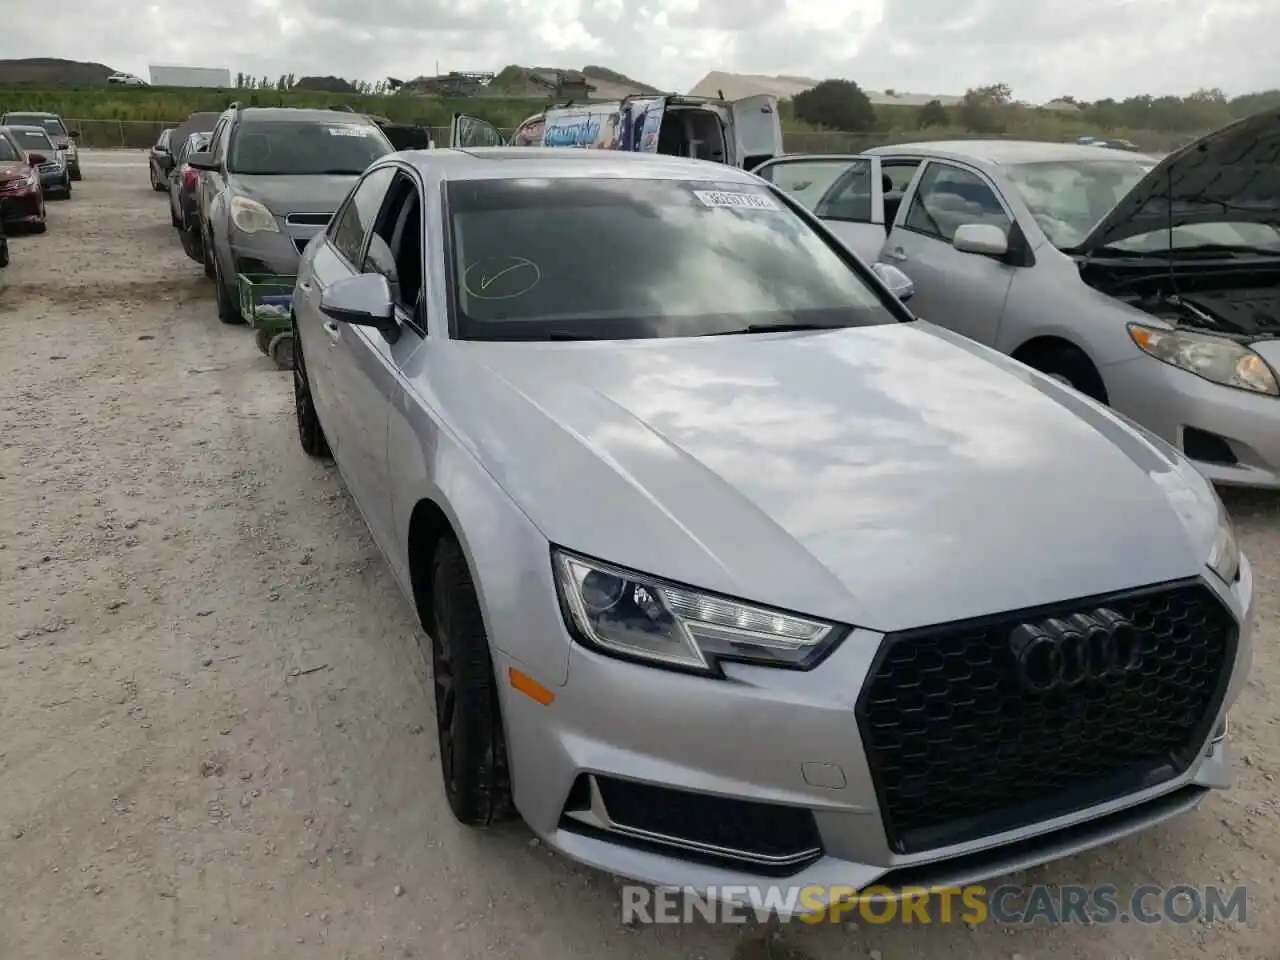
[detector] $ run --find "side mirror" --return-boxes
[952,223,1009,258]
[69,130,81,140]
[27,152,47,166]
[871,261,915,303]
[186,151,219,172]
[320,273,398,337]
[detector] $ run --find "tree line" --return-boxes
[794,79,1280,137]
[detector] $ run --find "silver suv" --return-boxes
[187,106,394,323]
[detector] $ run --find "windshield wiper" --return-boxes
[704,322,848,336]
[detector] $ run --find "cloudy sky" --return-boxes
[5,0,1274,102]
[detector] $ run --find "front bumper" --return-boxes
[496,560,1253,902]
[225,228,304,278]
[1104,353,1280,488]
[0,189,43,223]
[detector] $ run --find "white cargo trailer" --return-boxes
[148,65,232,88]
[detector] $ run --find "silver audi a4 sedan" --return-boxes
[291,148,1253,903]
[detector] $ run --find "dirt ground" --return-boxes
[0,150,1278,960]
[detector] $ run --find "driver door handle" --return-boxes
[323,321,341,341]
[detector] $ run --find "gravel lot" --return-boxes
[0,149,1278,960]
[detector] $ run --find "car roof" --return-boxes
[1,111,59,119]
[227,107,381,125]
[388,147,762,184]
[864,139,1156,165]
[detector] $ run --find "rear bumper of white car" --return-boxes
[495,559,1253,904]
[1104,355,1280,488]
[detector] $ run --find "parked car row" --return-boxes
[286,143,1252,905]
[0,111,81,249]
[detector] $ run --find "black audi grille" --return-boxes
[855,579,1236,854]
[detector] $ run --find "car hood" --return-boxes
[232,174,358,215]
[1076,107,1280,253]
[435,323,1218,633]
[0,161,29,179]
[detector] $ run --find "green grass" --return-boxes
[0,85,1191,153]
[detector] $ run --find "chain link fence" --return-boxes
[67,118,1181,154]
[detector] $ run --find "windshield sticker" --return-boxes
[693,190,779,211]
[463,257,542,300]
[326,125,371,137]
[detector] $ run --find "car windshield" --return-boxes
[448,177,898,341]
[4,115,66,137]
[1004,159,1152,249]
[228,120,392,175]
[10,129,53,151]
[0,137,19,162]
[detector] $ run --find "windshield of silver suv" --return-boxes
[2,114,67,138]
[228,119,393,176]
[448,177,900,341]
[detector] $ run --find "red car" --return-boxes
[0,127,46,233]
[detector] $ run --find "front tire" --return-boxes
[292,318,331,458]
[430,536,515,827]
[211,247,243,324]
[1025,345,1108,403]
[69,166,81,182]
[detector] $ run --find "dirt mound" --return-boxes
[293,76,357,94]
[0,57,117,88]
[489,65,661,100]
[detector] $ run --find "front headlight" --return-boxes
[1128,323,1279,395]
[553,549,842,673]
[229,196,279,234]
[1207,492,1241,584]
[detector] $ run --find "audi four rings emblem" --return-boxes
[1008,608,1142,692]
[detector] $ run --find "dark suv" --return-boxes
[188,105,394,322]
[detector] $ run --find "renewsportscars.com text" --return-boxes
[620,883,1248,925]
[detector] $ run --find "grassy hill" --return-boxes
[0,57,118,87]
